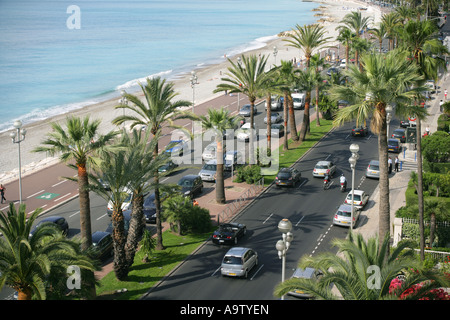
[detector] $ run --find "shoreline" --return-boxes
[0,0,384,183]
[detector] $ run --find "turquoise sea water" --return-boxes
[0,0,318,132]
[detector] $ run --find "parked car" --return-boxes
[391,128,406,143]
[212,223,247,245]
[399,120,410,128]
[387,138,402,153]
[425,79,436,93]
[224,150,243,171]
[365,160,380,179]
[288,268,323,299]
[312,160,336,178]
[91,231,114,261]
[199,160,218,182]
[236,122,255,142]
[292,92,306,109]
[264,95,281,110]
[177,174,203,198]
[326,67,340,76]
[143,192,157,224]
[165,139,188,156]
[30,216,69,237]
[333,204,360,228]
[275,167,301,187]
[352,125,368,137]
[344,190,369,209]
[105,210,131,235]
[271,123,285,138]
[264,112,282,124]
[238,104,251,117]
[202,141,226,162]
[107,187,133,216]
[221,247,258,278]
[158,159,178,174]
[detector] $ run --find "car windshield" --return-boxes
[277,172,291,179]
[369,164,379,170]
[223,256,242,265]
[144,194,156,206]
[337,210,351,217]
[178,179,193,187]
[203,164,216,171]
[316,165,329,169]
[205,145,216,151]
[347,194,361,201]
[389,140,399,146]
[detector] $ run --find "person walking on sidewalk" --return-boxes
[0,184,6,203]
[388,157,393,174]
[395,156,399,172]
[445,89,448,100]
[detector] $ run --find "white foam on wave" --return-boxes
[225,34,278,58]
[116,69,173,91]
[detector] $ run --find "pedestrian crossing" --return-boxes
[397,158,418,171]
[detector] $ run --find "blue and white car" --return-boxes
[165,140,188,156]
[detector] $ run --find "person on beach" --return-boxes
[0,184,6,203]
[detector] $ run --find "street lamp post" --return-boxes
[190,71,198,134]
[348,144,359,230]
[10,120,27,204]
[386,105,393,139]
[276,218,293,300]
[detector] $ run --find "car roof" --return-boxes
[292,92,305,97]
[180,174,200,181]
[347,190,364,196]
[316,161,331,165]
[41,216,65,223]
[338,204,353,211]
[92,231,111,242]
[368,160,379,165]
[292,267,316,279]
[224,247,252,257]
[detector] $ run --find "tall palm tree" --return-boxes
[0,203,98,300]
[180,107,241,204]
[279,60,299,141]
[309,54,328,126]
[381,12,402,50]
[214,54,269,164]
[368,22,388,53]
[274,233,449,300]
[295,67,318,141]
[331,50,423,252]
[336,27,353,70]
[260,68,282,152]
[113,76,191,250]
[33,116,118,250]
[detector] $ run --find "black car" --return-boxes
[387,138,402,153]
[143,192,157,224]
[30,216,69,237]
[352,126,368,137]
[211,223,247,245]
[391,128,406,143]
[158,159,178,175]
[399,120,410,128]
[91,231,114,261]
[177,174,203,199]
[275,167,301,187]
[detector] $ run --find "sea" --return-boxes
[0,0,318,133]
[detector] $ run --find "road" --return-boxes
[142,119,382,300]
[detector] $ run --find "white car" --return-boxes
[107,187,133,216]
[236,123,256,142]
[333,204,360,228]
[202,141,226,161]
[312,160,336,178]
[198,160,217,182]
[344,190,369,209]
[264,112,282,124]
[264,95,281,110]
[292,92,305,109]
[425,80,436,93]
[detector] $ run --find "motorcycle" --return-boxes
[340,180,347,192]
[323,176,331,190]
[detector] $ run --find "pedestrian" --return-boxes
[425,125,430,135]
[0,184,6,204]
[395,156,399,172]
[388,157,393,174]
[192,199,199,207]
[445,89,448,100]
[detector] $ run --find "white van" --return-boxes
[292,93,305,109]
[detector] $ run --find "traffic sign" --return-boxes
[36,192,60,200]
[408,116,416,122]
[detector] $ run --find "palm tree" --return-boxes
[274,232,449,300]
[260,68,282,152]
[336,27,353,70]
[113,76,191,250]
[368,22,388,53]
[309,53,328,126]
[381,12,401,50]
[278,60,299,141]
[0,203,98,300]
[33,116,118,250]
[214,54,269,164]
[180,107,241,204]
[338,10,373,40]
[331,50,423,251]
[295,67,318,141]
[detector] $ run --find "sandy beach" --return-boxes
[0,0,385,183]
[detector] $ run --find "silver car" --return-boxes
[312,160,336,178]
[202,142,225,162]
[264,112,282,124]
[365,160,380,179]
[288,268,323,299]
[198,160,217,182]
[221,247,258,278]
[333,204,360,228]
[238,104,251,117]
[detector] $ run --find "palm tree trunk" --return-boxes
[315,86,320,126]
[112,207,129,280]
[249,100,256,165]
[125,193,145,268]
[378,119,390,257]
[283,95,288,150]
[288,94,299,141]
[77,163,92,250]
[215,139,225,204]
[416,119,425,260]
[299,92,311,142]
[153,142,164,250]
[266,95,272,151]
[17,288,32,300]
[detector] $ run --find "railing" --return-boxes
[217,177,264,224]
[414,249,450,262]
